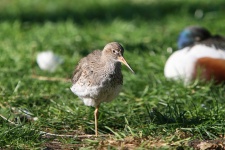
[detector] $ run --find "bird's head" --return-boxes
[103,42,134,73]
[178,26,212,49]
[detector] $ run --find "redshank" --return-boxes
[70,42,134,136]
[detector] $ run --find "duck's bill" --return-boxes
[118,56,135,74]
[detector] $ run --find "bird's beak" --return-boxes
[118,56,135,74]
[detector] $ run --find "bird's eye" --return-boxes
[112,50,116,54]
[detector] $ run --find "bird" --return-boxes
[70,42,134,136]
[164,26,225,84]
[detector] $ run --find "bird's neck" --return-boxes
[102,59,121,73]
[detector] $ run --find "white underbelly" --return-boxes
[70,83,122,107]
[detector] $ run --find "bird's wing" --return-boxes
[71,50,102,84]
[196,35,225,50]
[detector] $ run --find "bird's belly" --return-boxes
[70,82,122,107]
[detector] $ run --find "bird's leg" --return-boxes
[94,105,100,137]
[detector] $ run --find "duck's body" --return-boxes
[70,42,134,136]
[164,26,225,84]
[193,57,225,84]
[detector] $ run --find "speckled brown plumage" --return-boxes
[70,42,134,136]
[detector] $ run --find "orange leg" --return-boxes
[94,105,99,137]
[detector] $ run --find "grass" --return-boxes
[1,0,225,149]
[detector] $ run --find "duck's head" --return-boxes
[178,26,212,49]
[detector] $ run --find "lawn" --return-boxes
[1,0,225,149]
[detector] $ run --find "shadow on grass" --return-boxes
[11,95,55,108]
[148,107,205,126]
[0,1,224,24]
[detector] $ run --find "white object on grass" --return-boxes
[36,51,63,72]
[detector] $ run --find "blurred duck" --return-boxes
[164,26,225,84]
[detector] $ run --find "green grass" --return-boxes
[1,0,225,149]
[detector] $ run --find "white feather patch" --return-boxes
[70,83,122,107]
